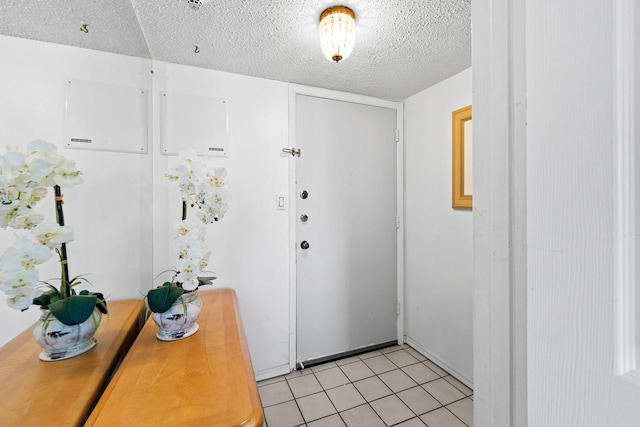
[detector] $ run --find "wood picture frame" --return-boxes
[452,105,473,209]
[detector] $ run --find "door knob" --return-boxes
[300,190,308,199]
[300,214,308,222]
[300,241,310,250]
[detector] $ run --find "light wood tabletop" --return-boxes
[86,288,264,427]
[0,299,146,427]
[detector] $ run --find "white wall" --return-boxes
[0,35,153,345]
[150,62,291,379]
[0,35,291,378]
[403,68,473,385]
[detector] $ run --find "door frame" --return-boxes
[287,84,404,370]
[472,0,528,424]
[612,0,640,424]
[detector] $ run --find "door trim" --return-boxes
[472,0,528,425]
[287,84,404,370]
[613,0,640,424]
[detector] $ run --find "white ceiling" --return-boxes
[0,0,471,101]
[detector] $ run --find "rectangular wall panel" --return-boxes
[64,79,148,154]
[160,91,228,157]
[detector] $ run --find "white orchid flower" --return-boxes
[24,158,53,187]
[183,243,206,262]
[166,151,229,216]
[198,250,211,271]
[0,187,15,206]
[0,203,31,229]
[0,178,12,205]
[2,270,38,295]
[26,139,58,157]
[194,182,214,205]
[48,157,83,187]
[31,223,74,248]
[8,212,44,230]
[5,151,52,187]
[21,185,48,207]
[3,150,26,170]
[175,257,197,273]
[173,230,205,259]
[6,290,36,311]
[178,148,198,165]
[212,167,227,187]
[0,234,52,272]
[172,217,207,279]
[23,141,81,188]
[172,236,203,261]
[181,278,200,291]
[175,259,199,291]
[172,218,202,237]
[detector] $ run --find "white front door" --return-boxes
[294,93,399,364]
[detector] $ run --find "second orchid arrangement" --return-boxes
[147,149,230,313]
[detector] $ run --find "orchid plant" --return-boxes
[147,149,230,313]
[0,140,107,325]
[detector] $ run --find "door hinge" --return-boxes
[396,301,400,316]
[396,216,400,229]
[395,129,400,143]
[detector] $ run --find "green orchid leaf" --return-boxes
[96,297,108,315]
[48,295,98,325]
[32,288,60,308]
[197,276,216,286]
[92,292,108,314]
[147,285,185,313]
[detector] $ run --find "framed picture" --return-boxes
[452,105,473,209]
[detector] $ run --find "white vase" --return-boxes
[151,290,202,341]
[33,308,102,361]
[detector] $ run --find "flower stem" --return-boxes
[182,201,187,221]
[54,185,71,298]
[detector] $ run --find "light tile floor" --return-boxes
[258,344,473,427]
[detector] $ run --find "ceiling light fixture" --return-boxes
[318,6,356,63]
[186,0,212,10]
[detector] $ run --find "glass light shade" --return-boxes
[319,6,356,63]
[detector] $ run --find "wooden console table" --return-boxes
[86,288,264,426]
[0,299,145,427]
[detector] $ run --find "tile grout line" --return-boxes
[316,349,446,425]
[285,371,307,427]
[443,403,472,427]
[366,350,425,424]
[336,348,441,425]
[368,349,473,425]
[260,345,473,427]
[307,369,343,425]
[334,356,389,426]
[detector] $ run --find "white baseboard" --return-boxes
[404,336,474,390]
[255,364,290,382]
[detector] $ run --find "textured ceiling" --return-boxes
[0,0,471,101]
